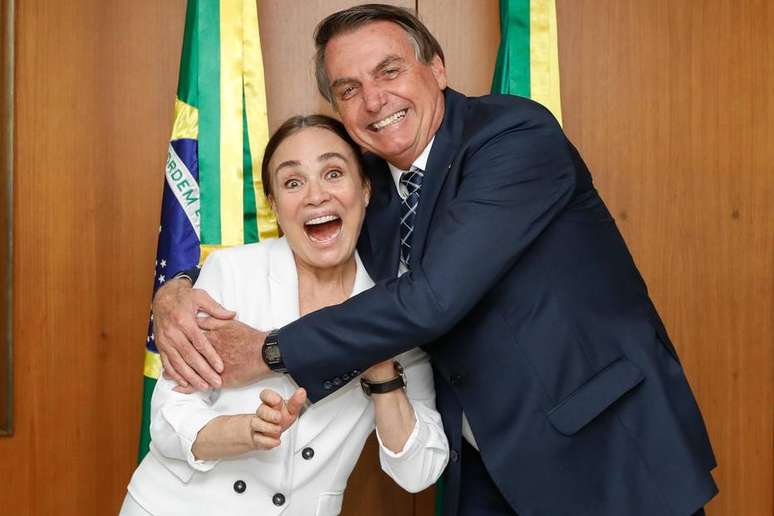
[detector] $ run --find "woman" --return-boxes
[121,115,449,515]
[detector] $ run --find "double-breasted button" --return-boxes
[323,380,333,391]
[449,374,464,386]
[272,493,286,506]
[233,480,247,493]
[342,373,350,382]
[352,369,361,376]
[450,449,460,462]
[302,447,315,460]
[332,376,343,387]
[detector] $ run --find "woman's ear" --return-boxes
[363,181,371,207]
[268,195,277,214]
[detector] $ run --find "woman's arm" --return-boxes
[366,361,417,453]
[191,387,306,460]
[371,349,450,493]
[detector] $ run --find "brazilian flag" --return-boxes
[138,0,277,461]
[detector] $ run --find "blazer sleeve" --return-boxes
[148,251,231,481]
[279,108,577,401]
[375,349,449,493]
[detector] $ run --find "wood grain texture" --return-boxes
[0,0,184,513]
[417,0,500,97]
[556,1,773,514]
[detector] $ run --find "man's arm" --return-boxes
[280,109,577,401]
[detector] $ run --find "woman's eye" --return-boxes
[327,169,343,179]
[284,179,301,189]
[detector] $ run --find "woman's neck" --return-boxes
[295,255,358,316]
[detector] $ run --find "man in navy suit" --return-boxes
[154,5,717,515]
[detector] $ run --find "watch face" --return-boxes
[264,344,281,363]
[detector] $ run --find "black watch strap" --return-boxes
[360,361,405,396]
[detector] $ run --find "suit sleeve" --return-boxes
[280,109,577,402]
[375,349,449,493]
[148,251,230,481]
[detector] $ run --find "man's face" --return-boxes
[324,21,447,170]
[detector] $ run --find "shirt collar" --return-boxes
[387,136,435,196]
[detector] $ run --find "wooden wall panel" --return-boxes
[0,1,184,514]
[417,0,500,98]
[556,1,773,515]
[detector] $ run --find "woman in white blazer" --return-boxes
[121,115,449,516]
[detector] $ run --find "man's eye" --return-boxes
[384,68,399,78]
[340,86,357,100]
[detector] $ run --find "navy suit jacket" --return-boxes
[279,89,717,515]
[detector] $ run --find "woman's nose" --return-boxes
[304,180,330,205]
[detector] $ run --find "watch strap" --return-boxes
[360,361,405,396]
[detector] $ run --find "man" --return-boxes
[153,5,717,515]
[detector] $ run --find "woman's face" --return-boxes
[268,127,370,272]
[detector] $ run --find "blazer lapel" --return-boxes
[267,238,300,328]
[410,89,467,266]
[360,154,401,281]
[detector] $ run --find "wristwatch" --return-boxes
[261,329,288,374]
[360,361,406,396]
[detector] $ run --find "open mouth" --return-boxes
[304,214,342,243]
[369,109,407,132]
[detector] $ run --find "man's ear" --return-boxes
[430,54,448,90]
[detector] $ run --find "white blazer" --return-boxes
[125,238,449,516]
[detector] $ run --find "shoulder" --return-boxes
[462,92,564,144]
[202,238,281,268]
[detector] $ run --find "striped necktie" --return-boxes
[399,166,424,268]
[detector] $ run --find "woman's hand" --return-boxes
[191,388,307,460]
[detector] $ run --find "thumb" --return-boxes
[285,388,307,417]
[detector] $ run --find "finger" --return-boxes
[192,289,236,320]
[250,417,282,436]
[165,347,210,391]
[256,404,282,424]
[159,351,189,387]
[286,388,307,417]
[172,384,196,394]
[251,433,281,450]
[172,327,222,388]
[188,323,224,374]
[196,316,233,331]
[259,389,283,407]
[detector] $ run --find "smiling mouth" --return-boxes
[369,109,407,132]
[304,214,342,243]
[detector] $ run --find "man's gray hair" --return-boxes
[313,4,445,104]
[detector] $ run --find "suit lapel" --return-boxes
[410,89,467,266]
[360,154,401,280]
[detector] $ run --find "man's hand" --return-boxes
[153,277,236,390]
[197,318,272,388]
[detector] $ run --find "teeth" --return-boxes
[372,110,406,130]
[305,214,340,225]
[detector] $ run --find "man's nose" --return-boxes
[362,82,386,113]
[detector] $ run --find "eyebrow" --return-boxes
[273,159,301,174]
[329,55,405,92]
[273,152,349,176]
[318,152,349,163]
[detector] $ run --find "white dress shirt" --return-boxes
[387,140,480,451]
